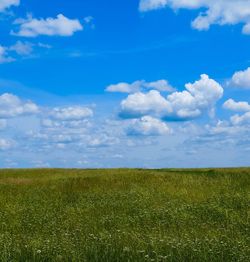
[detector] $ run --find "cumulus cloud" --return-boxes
[165,74,223,120]
[27,130,79,149]
[30,127,120,152]
[230,67,250,89]
[0,93,39,118]
[231,112,250,126]
[0,0,19,12]
[127,116,171,136]
[120,90,172,118]
[28,105,95,149]
[188,119,250,153]
[120,74,223,121]
[106,79,174,93]
[220,98,250,129]
[12,14,83,37]
[139,0,250,34]
[223,99,250,112]
[17,103,96,154]
[224,100,250,127]
[49,106,93,121]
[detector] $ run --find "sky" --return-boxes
[0,0,250,168]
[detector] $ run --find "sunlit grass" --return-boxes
[0,168,249,261]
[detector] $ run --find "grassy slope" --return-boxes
[0,168,249,261]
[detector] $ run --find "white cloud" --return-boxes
[230,67,250,89]
[182,74,223,106]
[27,130,81,149]
[12,14,83,37]
[1,90,248,167]
[84,16,94,24]
[242,23,250,34]
[127,116,171,136]
[120,74,223,120]
[0,93,39,118]
[0,138,14,150]
[220,98,250,128]
[106,81,143,93]
[41,118,91,129]
[224,95,250,128]
[0,45,14,64]
[106,79,174,93]
[51,134,75,144]
[139,0,250,34]
[166,90,201,120]
[83,16,95,29]
[167,74,223,120]
[49,106,93,121]
[9,41,33,56]
[208,120,246,135]
[86,134,119,148]
[139,0,168,12]
[231,112,250,126]
[223,99,250,112]
[22,105,96,153]
[120,90,172,118]
[0,0,19,12]
[144,79,174,92]
[0,41,51,63]
[37,42,52,49]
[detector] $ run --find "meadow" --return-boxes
[0,168,249,261]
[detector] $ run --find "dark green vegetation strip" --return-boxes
[0,168,249,261]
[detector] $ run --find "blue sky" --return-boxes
[0,0,250,168]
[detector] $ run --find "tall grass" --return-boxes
[0,168,249,261]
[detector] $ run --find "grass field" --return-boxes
[0,168,249,261]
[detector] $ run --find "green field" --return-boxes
[0,168,249,261]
